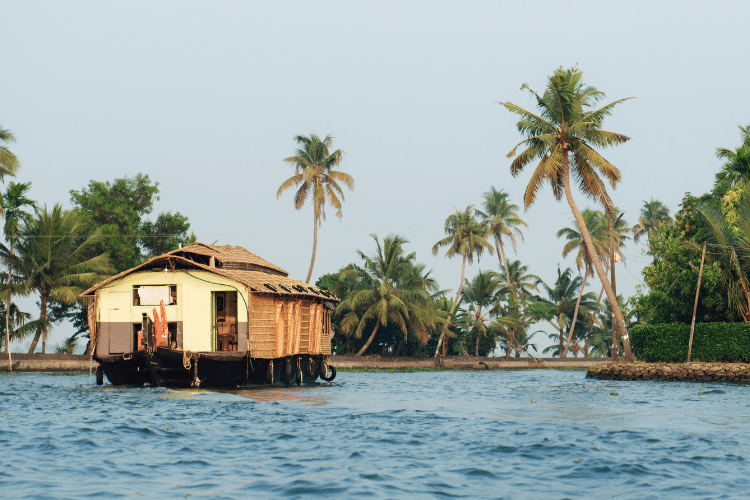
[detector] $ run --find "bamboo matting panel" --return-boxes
[321,309,331,355]
[249,295,276,358]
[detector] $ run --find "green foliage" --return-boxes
[630,323,750,363]
[141,211,191,257]
[70,173,190,273]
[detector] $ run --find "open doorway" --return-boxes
[214,291,238,351]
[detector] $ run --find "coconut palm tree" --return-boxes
[0,126,20,182]
[461,269,504,356]
[537,267,598,358]
[0,182,35,364]
[336,234,439,357]
[432,205,494,355]
[694,199,750,321]
[556,208,612,358]
[277,134,354,284]
[16,205,113,353]
[495,259,540,357]
[499,66,635,362]
[632,199,672,252]
[477,187,527,291]
[715,124,750,189]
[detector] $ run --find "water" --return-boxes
[1,370,748,499]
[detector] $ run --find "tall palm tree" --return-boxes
[432,205,493,356]
[495,259,540,358]
[715,124,750,189]
[336,234,439,357]
[16,205,113,353]
[461,269,504,356]
[0,126,20,182]
[499,66,635,362]
[556,208,612,358]
[537,267,598,357]
[277,134,354,283]
[632,199,672,253]
[1,182,35,363]
[477,187,527,291]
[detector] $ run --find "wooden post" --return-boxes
[688,242,707,362]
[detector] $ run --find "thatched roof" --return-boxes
[80,243,337,302]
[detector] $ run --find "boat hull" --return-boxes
[95,347,335,387]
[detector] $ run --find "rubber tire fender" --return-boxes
[306,357,316,377]
[321,365,336,382]
[283,358,292,385]
[296,364,303,386]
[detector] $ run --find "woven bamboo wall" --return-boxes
[249,296,331,358]
[248,295,276,358]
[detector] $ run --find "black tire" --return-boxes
[283,359,292,384]
[319,361,328,379]
[306,358,316,377]
[296,365,302,386]
[96,365,104,386]
[321,365,336,382]
[266,361,274,385]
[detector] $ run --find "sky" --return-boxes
[2,0,750,354]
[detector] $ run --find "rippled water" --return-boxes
[1,370,749,499]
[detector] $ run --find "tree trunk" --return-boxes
[497,237,520,357]
[41,293,49,354]
[28,293,47,354]
[5,239,13,372]
[305,211,319,284]
[609,209,619,362]
[355,320,380,357]
[562,156,633,362]
[434,254,467,357]
[562,273,588,358]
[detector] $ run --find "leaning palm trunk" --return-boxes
[355,320,380,357]
[306,212,319,284]
[27,293,49,354]
[496,237,521,356]
[434,255,467,356]
[562,160,633,362]
[561,273,588,358]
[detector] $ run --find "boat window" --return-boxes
[133,285,178,306]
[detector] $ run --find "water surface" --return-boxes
[1,370,748,499]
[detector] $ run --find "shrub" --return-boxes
[630,323,750,363]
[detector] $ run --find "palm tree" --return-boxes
[632,199,672,252]
[432,205,494,355]
[16,205,113,353]
[477,187,527,291]
[499,66,635,362]
[715,124,750,189]
[461,269,503,356]
[556,208,609,358]
[537,267,598,357]
[0,182,35,365]
[277,134,354,284]
[0,126,20,182]
[336,234,439,356]
[496,259,540,357]
[695,199,750,321]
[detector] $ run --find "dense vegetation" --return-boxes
[3,65,749,363]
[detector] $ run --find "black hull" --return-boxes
[95,347,335,387]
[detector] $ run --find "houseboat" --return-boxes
[81,243,338,387]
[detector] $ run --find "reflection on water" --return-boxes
[1,370,749,499]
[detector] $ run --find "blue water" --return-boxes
[1,370,748,499]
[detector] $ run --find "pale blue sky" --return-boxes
[3,1,749,353]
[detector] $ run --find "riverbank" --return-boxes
[330,355,608,371]
[0,353,608,373]
[586,362,750,382]
[0,353,93,373]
